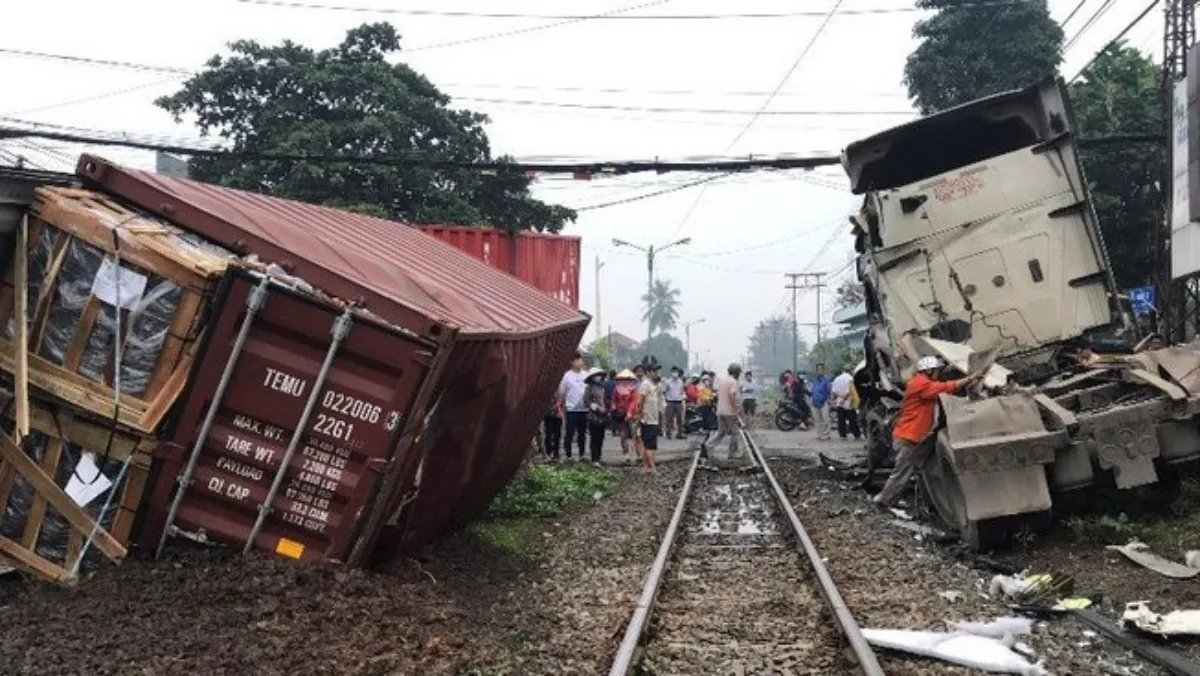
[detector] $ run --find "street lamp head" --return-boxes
[676,237,692,246]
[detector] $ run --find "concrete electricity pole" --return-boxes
[684,318,706,372]
[784,272,826,371]
[594,255,605,344]
[612,237,691,345]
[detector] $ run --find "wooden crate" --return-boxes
[0,399,155,583]
[0,187,235,434]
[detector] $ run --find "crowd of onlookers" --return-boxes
[543,353,761,473]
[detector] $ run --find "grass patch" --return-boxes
[486,464,618,519]
[1063,478,1200,551]
[468,464,620,555]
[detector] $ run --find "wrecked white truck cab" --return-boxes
[844,78,1200,549]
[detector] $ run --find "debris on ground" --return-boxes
[1122,601,1200,638]
[1107,541,1200,579]
[862,617,1049,675]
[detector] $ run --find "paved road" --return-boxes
[565,421,869,468]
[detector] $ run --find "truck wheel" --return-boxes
[924,431,1013,551]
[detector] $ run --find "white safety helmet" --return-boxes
[916,355,943,373]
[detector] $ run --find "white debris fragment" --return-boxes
[1107,542,1200,579]
[863,617,1047,675]
[1122,601,1200,637]
[1185,550,1200,570]
[939,591,963,603]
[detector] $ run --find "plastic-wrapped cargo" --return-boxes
[76,155,591,563]
[0,184,232,582]
[416,225,581,308]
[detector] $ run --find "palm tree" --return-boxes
[641,279,681,335]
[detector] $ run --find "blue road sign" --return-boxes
[1129,286,1156,316]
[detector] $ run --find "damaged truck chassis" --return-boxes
[844,78,1200,550]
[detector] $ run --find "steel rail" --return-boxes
[608,451,701,676]
[742,427,886,676]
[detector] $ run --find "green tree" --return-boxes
[747,316,807,378]
[809,339,864,374]
[631,333,689,373]
[904,0,1063,114]
[1069,43,1164,289]
[641,279,681,335]
[156,23,574,232]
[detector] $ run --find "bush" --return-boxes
[486,464,618,519]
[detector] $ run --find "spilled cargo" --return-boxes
[0,155,589,581]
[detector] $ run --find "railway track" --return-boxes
[610,426,883,676]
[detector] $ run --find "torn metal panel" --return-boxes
[1123,601,1200,638]
[1107,542,1200,579]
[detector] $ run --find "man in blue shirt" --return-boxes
[809,363,832,441]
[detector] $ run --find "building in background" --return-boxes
[832,302,868,348]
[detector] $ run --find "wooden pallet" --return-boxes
[0,401,154,583]
[0,187,235,434]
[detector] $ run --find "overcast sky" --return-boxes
[0,0,1163,371]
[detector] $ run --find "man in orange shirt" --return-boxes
[873,356,981,508]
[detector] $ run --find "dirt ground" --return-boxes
[4,444,1197,675]
[0,461,688,676]
[770,459,1181,676]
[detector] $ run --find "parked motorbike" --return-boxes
[774,399,812,431]
[683,404,707,435]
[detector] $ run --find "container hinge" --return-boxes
[1031,131,1072,155]
[1048,200,1087,219]
[366,457,391,473]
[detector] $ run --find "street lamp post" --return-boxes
[612,236,691,346]
[684,318,706,373]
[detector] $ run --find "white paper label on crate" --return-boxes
[91,258,148,310]
[64,452,114,508]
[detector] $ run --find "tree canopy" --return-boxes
[641,279,682,335]
[904,0,1063,113]
[156,23,575,232]
[746,316,806,377]
[1069,43,1164,289]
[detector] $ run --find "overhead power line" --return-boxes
[1069,0,1162,82]
[454,96,914,116]
[1064,0,1116,51]
[726,0,848,148]
[404,0,673,52]
[0,48,915,118]
[573,174,727,210]
[235,0,1030,19]
[0,122,842,174]
[667,0,846,247]
[1061,0,1091,27]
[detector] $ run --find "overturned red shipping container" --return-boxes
[416,225,581,308]
[75,155,590,563]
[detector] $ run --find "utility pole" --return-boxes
[612,237,691,346]
[1164,0,1199,340]
[784,272,826,371]
[684,318,706,373]
[594,255,605,344]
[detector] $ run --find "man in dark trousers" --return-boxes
[557,352,589,461]
[874,356,980,507]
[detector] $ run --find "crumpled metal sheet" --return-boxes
[1107,542,1200,579]
[1126,341,1200,395]
[1123,601,1200,637]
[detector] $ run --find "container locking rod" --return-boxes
[242,306,353,555]
[155,276,271,559]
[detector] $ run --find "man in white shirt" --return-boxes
[830,364,861,440]
[663,366,686,439]
[558,352,589,460]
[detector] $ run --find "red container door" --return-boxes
[143,271,441,562]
